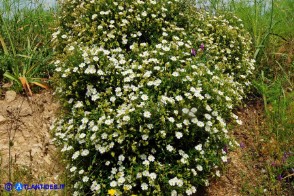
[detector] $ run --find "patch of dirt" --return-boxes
[0,90,63,185]
[206,100,268,195]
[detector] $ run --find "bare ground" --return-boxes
[0,90,64,187]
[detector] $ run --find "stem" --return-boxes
[261,71,268,116]
[1,14,16,56]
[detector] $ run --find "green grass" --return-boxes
[0,0,57,92]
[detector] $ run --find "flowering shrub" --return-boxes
[51,0,255,195]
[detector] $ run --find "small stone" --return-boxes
[0,115,6,123]
[2,82,13,88]
[5,90,17,102]
[19,101,33,116]
[44,155,52,165]
[22,129,31,138]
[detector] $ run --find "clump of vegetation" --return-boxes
[196,0,294,194]
[52,0,254,195]
[0,0,57,94]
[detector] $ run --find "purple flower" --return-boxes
[191,48,196,56]
[223,145,228,153]
[282,151,292,163]
[239,142,245,149]
[277,174,283,181]
[200,43,205,51]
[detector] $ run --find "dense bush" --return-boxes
[52,0,255,195]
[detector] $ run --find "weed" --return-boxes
[0,0,57,94]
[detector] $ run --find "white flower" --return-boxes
[79,169,84,174]
[136,173,142,178]
[142,134,148,140]
[150,0,156,4]
[72,151,80,160]
[141,183,148,190]
[93,56,99,61]
[82,176,89,182]
[204,179,209,186]
[191,186,197,193]
[148,155,155,162]
[111,167,117,174]
[216,170,221,177]
[191,169,197,176]
[177,178,183,187]
[79,133,86,139]
[143,71,152,78]
[118,177,125,184]
[110,181,117,187]
[141,11,147,17]
[105,119,114,125]
[143,160,150,166]
[141,94,148,101]
[175,132,183,139]
[221,156,228,162]
[153,79,161,86]
[74,101,83,108]
[195,144,202,151]
[177,41,184,46]
[170,56,177,61]
[183,119,190,125]
[92,14,98,20]
[79,63,86,68]
[176,123,182,128]
[197,121,204,127]
[142,170,149,176]
[68,46,75,51]
[172,72,179,77]
[123,115,130,122]
[101,133,108,139]
[147,124,153,129]
[206,105,212,111]
[90,181,101,192]
[143,111,151,118]
[70,166,77,172]
[175,95,183,101]
[182,108,189,114]
[81,149,89,156]
[197,165,203,171]
[166,144,174,152]
[204,114,211,120]
[236,119,243,125]
[118,155,125,162]
[188,112,195,117]
[149,172,157,180]
[162,46,170,52]
[171,190,177,196]
[168,117,175,123]
[169,178,177,186]
[186,189,193,195]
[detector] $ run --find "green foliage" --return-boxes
[52,0,254,195]
[0,0,57,91]
[195,0,294,77]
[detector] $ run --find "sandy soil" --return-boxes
[0,90,63,186]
